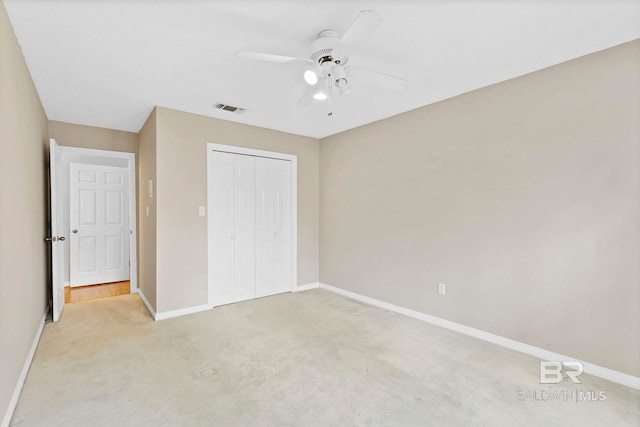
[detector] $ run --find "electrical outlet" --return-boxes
[438,283,446,295]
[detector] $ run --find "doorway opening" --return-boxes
[50,140,137,319]
[65,281,130,303]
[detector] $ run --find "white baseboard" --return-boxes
[319,283,640,390]
[142,282,320,322]
[582,363,640,390]
[155,304,211,321]
[2,311,47,427]
[153,281,322,320]
[292,282,320,292]
[135,289,156,320]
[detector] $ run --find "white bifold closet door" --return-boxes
[211,151,291,306]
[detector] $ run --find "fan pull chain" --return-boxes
[327,73,333,117]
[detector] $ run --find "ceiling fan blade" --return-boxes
[297,84,317,107]
[348,66,407,90]
[333,10,382,56]
[235,50,312,64]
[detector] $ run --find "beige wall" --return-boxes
[154,107,319,312]
[0,1,49,421]
[49,120,138,154]
[320,40,640,377]
[138,109,157,310]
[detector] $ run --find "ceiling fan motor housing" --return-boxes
[311,29,345,66]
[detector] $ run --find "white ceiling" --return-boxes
[5,1,640,139]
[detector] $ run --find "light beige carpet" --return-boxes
[11,289,640,426]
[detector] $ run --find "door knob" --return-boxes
[72,229,78,233]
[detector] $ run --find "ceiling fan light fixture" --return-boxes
[304,70,318,85]
[339,85,351,96]
[312,76,329,100]
[313,92,327,100]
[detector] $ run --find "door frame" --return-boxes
[54,145,138,296]
[206,142,298,308]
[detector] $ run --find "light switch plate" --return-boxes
[147,180,153,198]
[198,206,206,216]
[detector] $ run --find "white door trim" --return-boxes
[56,145,138,294]
[206,142,298,308]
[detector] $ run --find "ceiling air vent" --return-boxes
[214,103,245,114]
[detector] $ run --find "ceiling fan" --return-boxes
[235,10,407,116]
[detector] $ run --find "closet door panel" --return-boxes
[255,157,275,298]
[211,151,236,305]
[273,159,292,294]
[233,154,256,302]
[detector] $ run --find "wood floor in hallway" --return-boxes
[64,281,130,303]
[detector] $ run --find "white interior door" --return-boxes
[69,163,129,286]
[50,139,65,321]
[255,157,292,298]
